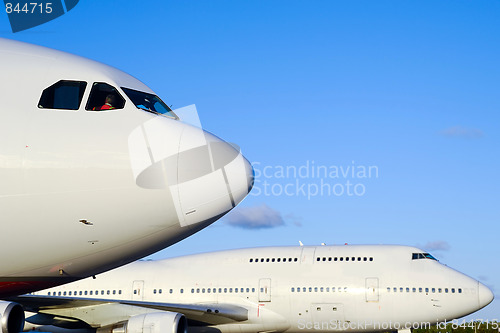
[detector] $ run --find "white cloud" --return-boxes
[439,126,483,139]
[285,213,303,227]
[225,204,285,229]
[423,240,451,252]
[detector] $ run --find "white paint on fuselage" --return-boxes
[0,38,253,295]
[34,245,494,332]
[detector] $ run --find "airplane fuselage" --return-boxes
[28,245,494,333]
[0,38,253,296]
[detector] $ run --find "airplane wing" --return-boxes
[6,295,249,328]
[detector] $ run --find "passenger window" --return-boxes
[86,82,125,111]
[39,80,87,110]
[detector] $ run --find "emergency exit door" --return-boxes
[259,278,271,302]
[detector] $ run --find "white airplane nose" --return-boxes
[128,117,253,228]
[478,281,494,309]
[175,127,253,226]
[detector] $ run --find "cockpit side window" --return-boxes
[412,253,438,261]
[38,80,87,110]
[121,87,178,119]
[86,82,125,111]
[423,253,437,260]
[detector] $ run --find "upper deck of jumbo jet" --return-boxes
[148,244,435,267]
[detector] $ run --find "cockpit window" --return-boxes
[412,253,438,261]
[121,87,178,119]
[86,82,125,111]
[38,80,87,110]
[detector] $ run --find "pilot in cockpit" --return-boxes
[94,94,116,110]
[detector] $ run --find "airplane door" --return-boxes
[132,280,145,301]
[300,247,316,264]
[311,303,345,328]
[365,277,379,302]
[259,278,271,302]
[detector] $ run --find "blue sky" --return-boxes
[1,0,499,320]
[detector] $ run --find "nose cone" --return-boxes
[478,281,494,309]
[128,117,253,228]
[175,125,253,226]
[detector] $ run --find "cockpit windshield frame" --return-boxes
[121,87,178,120]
